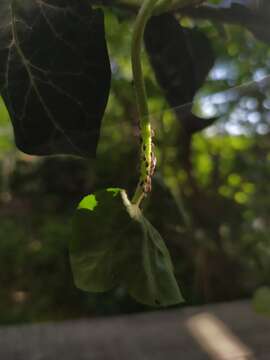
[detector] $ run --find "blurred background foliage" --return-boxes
[1,5,270,324]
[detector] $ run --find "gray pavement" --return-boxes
[0,301,269,359]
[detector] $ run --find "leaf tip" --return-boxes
[106,187,122,196]
[78,194,98,211]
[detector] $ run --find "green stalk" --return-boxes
[131,0,159,205]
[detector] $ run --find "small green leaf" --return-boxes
[78,195,98,211]
[70,189,184,307]
[253,287,270,316]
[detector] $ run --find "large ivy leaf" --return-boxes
[0,1,111,157]
[70,188,184,307]
[144,13,216,134]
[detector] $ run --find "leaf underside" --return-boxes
[70,189,184,307]
[0,0,111,157]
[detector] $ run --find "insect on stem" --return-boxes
[131,0,159,206]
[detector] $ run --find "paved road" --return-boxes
[0,301,269,359]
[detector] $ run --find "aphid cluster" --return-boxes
[139,129,156,194]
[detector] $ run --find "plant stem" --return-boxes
[131,0,158,205]
[130,0,201,206]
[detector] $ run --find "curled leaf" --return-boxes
[144,13,216,134]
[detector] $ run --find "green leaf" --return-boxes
[78,195,98,211]
[253,286,270,316]
[0,1,111,157]
[70,189,184,307]
[0,96,9,126]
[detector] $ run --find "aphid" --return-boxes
[143,175,152,193]
[150,154,157,176]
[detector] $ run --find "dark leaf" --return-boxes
[184,1,270,45]
[144,13,216,134]
[70,188,184,307]
[0,1,111,157]
[219,0,270,44]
